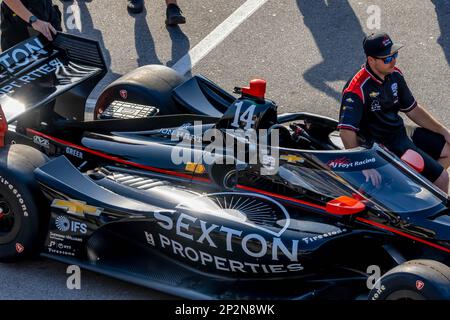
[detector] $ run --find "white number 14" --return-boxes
[231,101,256,130]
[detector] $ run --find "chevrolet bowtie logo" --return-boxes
[51,199,103,217]
[280,155,305,163]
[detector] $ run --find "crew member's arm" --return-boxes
[406,105,450,143]
[340,129,359,149]
[337,92,363,148]
[3,0,57,41]
[394,67,450,143]
[338,92,381,187]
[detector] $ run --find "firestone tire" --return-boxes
[369,260,450,300]
[0,144,49,262]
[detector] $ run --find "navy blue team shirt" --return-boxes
[338,63,417,144]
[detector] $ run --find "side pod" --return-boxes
[34,156,164,215]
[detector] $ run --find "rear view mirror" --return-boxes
[326,196,365,215]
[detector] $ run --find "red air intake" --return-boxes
[241,79,266,99]
[0,105,6,148]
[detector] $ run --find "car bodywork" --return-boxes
[0,33,449,299]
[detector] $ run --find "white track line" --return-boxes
[172,0,269,75]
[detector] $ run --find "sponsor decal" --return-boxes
[0,175,29,217]
[416,280,425,290]
[371,99,381,112]
[48,240,72,251]
[0,58,64,98]
[327,157,376,169]
[144,231,304,274]
[55,215,87,234]
[15,243,25,253]
[382,36,392,47]
[261,155,276,170]
[33,135,50,149]
[302,228,347,244]
[280,154,305,164]
[371,284,386,300]
[0,37,48,77]
[55,216,70,232]
[119,89,128,99]
[49,231,83,243]
[326,157,350,168]
[65,147,83,159]
[342,105,353,111]
[159,123,203,143]
[369,91,380,98]
[51,199,103,218]
[144,231,156,246]
[391,82,398,97]
[48,248,75,257]
[47,239,75,256]
[142,193,304,274]
[345,98,354,103]
[185,162,206,174]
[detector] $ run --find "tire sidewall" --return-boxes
[369,262,450,300]
[0,145,49,261]
[0,169,41,260]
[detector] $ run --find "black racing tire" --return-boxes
[94,64,186,118]
[368,260,450,300]
[0,144,49,262]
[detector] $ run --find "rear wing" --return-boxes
[0,32,107,123]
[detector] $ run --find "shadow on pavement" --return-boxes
[166,25,191,78]
[432,0,450,66]
[296,0,366,101]
[62,0,119,78]
[133,5,162,67]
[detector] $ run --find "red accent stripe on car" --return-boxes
[356,217,450,253]
[0,105,7,148]
[236,184,327,211]
[27,129,211,183]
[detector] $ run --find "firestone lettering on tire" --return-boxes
[371,285,386,300]
[0,175,29,217]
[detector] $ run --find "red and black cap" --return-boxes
[363,32,403,57]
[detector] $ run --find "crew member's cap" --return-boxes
[363,32,403,57]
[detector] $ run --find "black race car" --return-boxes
[0,33,449,300]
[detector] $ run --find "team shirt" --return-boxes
[338,63,417,143]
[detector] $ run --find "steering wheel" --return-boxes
[267,124,297,148]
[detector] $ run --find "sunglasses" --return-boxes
[374,52,398,64]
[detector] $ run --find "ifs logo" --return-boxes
[55,216,87,234]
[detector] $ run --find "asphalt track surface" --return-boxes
[0,0,449,300]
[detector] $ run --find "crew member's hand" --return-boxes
[31,19,57,41]
[362,168,382,188]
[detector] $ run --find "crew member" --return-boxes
[1,0,62,51]
[338,32,450,192]
[127,0,186,26]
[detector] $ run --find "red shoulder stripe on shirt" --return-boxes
[393,66,403,76]
[343,68,371,103]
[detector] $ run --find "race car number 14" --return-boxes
[231,101,256,130]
